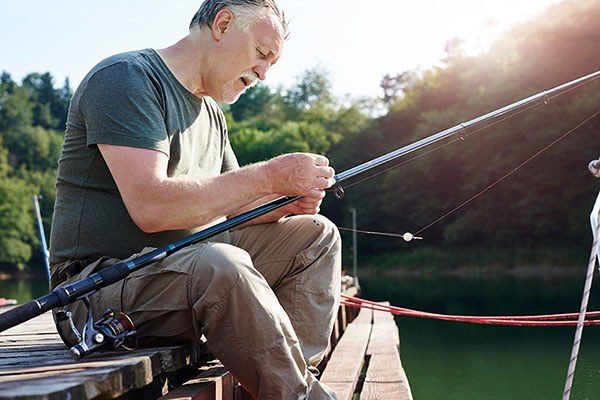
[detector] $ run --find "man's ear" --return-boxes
[212,9,234,40]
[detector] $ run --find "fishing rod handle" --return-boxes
[0,293,60,332]
[0,261,133,333]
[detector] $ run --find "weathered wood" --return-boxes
[0,355,157,399]
[0,309,206,400]
[320,307,373,400]
[361,303,413,400]
[159,361,235,400]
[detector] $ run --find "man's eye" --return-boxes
[256,48,266,59]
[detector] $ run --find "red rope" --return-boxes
[340,295,600,327]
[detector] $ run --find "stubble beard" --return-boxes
[221,79,243,104]
[220,71,258,104]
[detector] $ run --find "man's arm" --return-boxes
[98,144,335,233]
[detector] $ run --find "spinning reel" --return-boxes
[56,296,137,360]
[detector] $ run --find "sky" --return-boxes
[0,0,561,99]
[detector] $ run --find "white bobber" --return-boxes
[402,232,423,241]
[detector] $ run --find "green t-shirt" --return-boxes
[49,49,239,266]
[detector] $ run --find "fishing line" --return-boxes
[339,94,546,192]
[337,108,600,240]
[337,227,421,240]
[415,108,600,236]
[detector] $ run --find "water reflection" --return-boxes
[360,273,600,400]
[0,277,49,304]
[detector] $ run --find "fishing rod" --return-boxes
[33,195,51,280]
[0,70,598,360]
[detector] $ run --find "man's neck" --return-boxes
[156,33,208,98]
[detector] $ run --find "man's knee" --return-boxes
[294,214,341,252]
[189,242,256,305]
[290,215,341,293]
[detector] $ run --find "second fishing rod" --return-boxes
[0,70,598,349]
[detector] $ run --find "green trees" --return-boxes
[227,67,369,166]
[0,178,36,269]
[0,72,68,272]
[327,0,600,259]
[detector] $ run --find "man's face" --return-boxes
[211,12,284,104]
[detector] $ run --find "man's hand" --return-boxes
[228,153,335,228]
[278,189,326,216]
[264,153,336,197]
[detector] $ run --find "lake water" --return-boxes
[360,272,600,400]
[3,272,600,399]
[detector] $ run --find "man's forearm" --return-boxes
[99,144,335,234]
[135,163,272,233]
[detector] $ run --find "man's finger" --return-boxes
[315,166,335,179]
[308,187,328,198]
[314,177,335,190]
[299,191,325,202]
[310,154,329,166]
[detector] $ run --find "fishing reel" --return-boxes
[56,296,137,360]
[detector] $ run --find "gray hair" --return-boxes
[190,0,289,38]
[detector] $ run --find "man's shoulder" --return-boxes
[87,49,156,81]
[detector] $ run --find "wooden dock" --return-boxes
[0,292,412,399]
[321,303,413,400]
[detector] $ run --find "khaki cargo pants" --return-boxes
[53,214,341,399]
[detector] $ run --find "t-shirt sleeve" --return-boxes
[79,61,170,155]
[222,133,240,173]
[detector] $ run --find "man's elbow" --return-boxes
[128,205,166,234]
[135,218,164,234]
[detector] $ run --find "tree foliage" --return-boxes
[0,72,68,272]
[227,67,369,166]
[326,0,600,256]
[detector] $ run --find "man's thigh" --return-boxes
[54,241,248,347]
[229,214,339,289]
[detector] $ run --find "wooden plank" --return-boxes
[0,355,158,399]
[159,361,235,400]
[371,302,399,345]
[0,323,57,334]
[361,304,413,400]
[321,307,373,400]
[331,309,341,346]
[0,337,61,345]
[351,305,373,325]
[0,308,205,399]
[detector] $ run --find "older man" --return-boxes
[49,0,340,398]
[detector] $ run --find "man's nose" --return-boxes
[254,64,269,81]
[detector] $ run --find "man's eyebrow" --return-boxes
[257,41,278,57]
[257,41,280,65]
